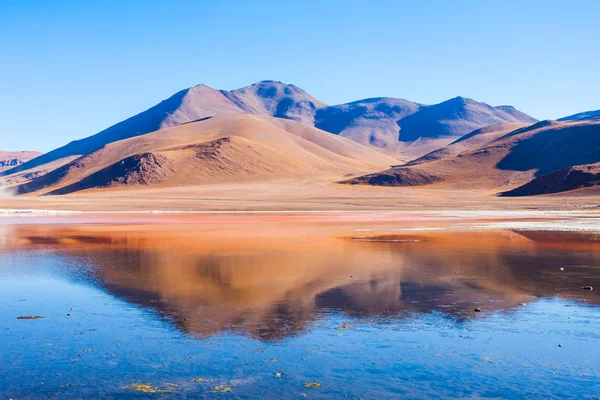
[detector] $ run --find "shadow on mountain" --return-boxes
[496,123,600,176]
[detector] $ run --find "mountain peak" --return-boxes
[237,80,312,97]
[446,96,472,104]
[191,83,216,90]
[231,80,327,124]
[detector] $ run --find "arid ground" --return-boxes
[2,180,600,213]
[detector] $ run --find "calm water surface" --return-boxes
[1,220,599,399]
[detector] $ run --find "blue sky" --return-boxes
[1,0,599,152]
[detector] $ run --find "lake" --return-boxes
[1,215,599,399]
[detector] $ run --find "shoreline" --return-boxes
[1,208,600,233]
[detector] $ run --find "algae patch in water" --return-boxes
[304,382,321,387]
[213,385,232,393]
[125,383,173,394]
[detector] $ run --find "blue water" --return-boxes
[1,229,600,399]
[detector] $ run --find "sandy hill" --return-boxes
[314,96,536,152]
[343,120,600,193]
[0,150,41,172]
[16,114,399,195]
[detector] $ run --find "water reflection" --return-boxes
[1,223,599,341]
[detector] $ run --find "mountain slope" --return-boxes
[17,114,398,195]
[342,120,600,192]
[559,109,600,122]
[405,122,529,166]
[501,163,600,196]
[0,150,42,172]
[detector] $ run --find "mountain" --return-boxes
[0,85,254,178]
[314,98,420,149]
[502,163,600,196]
[0,150,41,172]
[2,80,536,185]
[342,120,600,193]
[16,114,398,195]
[394,97,537,143]
[1,81,327,178]
[314,96,536,151]
[559,109,600,122]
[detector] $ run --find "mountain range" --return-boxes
[2,80,599,197]
[344,119,600,195]
[1,81,535,178]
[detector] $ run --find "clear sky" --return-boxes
[1,0,599,152]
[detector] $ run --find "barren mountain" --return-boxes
[395,97,537,142]
[314,96,536,151]
[0,151,41,172]
[1,85,254,178]
[343,120,600,192]
[314,98,420,149]
[3,81,536,186]
[2,81,326,178]
[16,114,398,195]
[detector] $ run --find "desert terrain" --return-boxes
[0,81,598,214]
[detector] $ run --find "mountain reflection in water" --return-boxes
[2,223,599,341]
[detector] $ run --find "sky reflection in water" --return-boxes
[1,222,599,398]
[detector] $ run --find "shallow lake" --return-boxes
[1,218,599,398]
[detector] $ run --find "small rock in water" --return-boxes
[581,286,594,291]
[67,313,72,317]
[519,303,527,306]
[474,308,482,312]
[558,344,563,347]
